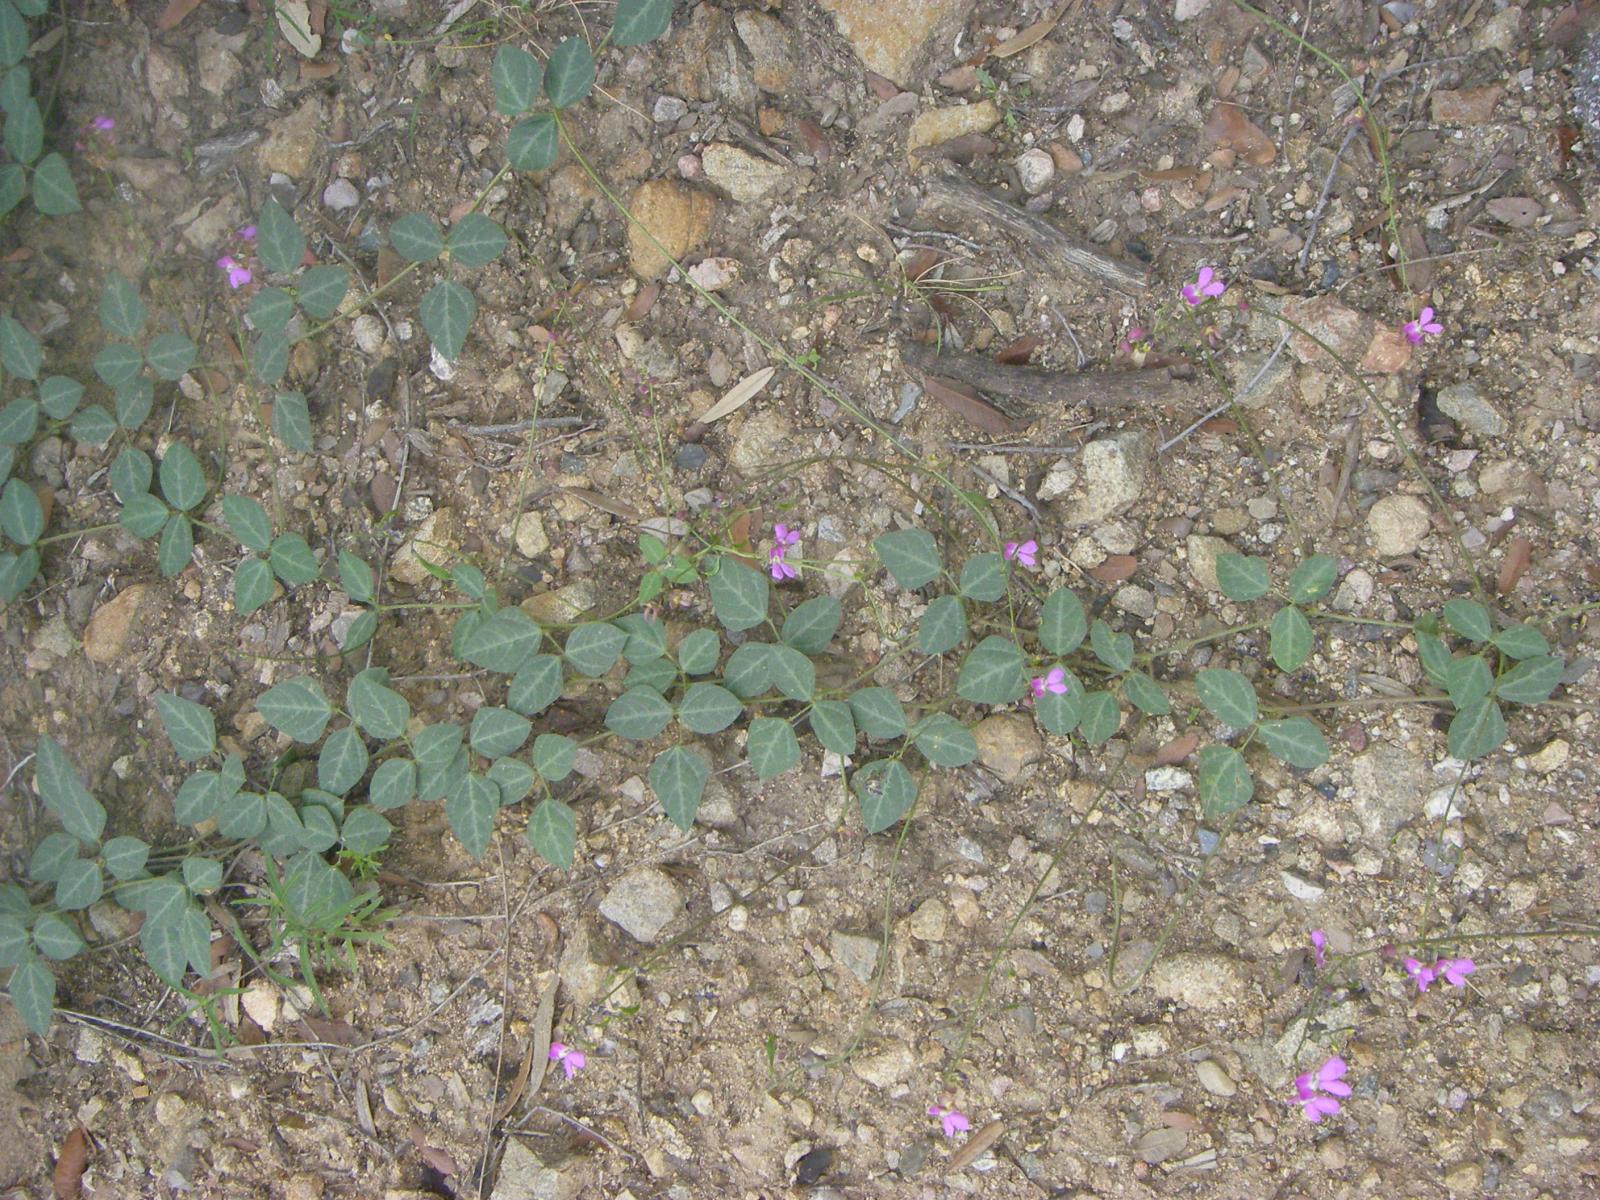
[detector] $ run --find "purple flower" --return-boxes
[237,224,258,242]
[216,256,252,290]
[1294,1055,1352,1123]
[927,1104,970,1138]
[1029,666,1068,701]
[1003,539,1037,569]
[1403,957,1438,993]
[768,524,801,581]
[1310,929,1327,970]
[90,116,115,132]
[1435,957,1475,988]
[1402,305,1442,345]
[549,1042,586,1079]
[1181,266,1226,306]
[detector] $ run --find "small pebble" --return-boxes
[322,177,360,210]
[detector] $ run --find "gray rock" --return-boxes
[1367,494,1431,556]
[1195,1059,1237,1096]
[1067,432,1151,523]
[1435,382,1504,437]
[849,1042,914,1088]
[1185,534,1233,592]
[1147,952,1247,1010]
[598,868,684,943]
[729,409,794,475]
[492,1138,581,1200]
[830,931,880,984]
[1016,148,1055,195]
[972,714,1043,784]
[1579,32,1600,145]
[674,443,708,472]
[1349,743,1425,839]
[652,95,689,123]
[1522,1086,1571,1124]
[701,142,791,202]
[323,178,360,210]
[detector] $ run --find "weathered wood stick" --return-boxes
[901,342,1181,413]
[921,175,1150,294]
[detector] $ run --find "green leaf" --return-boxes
[462,608,542,672]
[232,556,275,616]
[317,726,369,796]
[157,443,206,512]
[446,773,499,858]
[854,759,916,834]
[1257,717,1329,769]
[447,213,508,267]
[678,682,743,734]
[723,642,773,698]
[1416,628,1453,688]
[0,545,38,601]
[8,956,54,1035]
[748,716,800,779]
[0,916,27,967]
[677,628,720,675]
[1034,687,1081,736]
[1494,655,1564,706]
[257,793,304,857]
[216,497,270,556]
[30,152,79,216]
[280,851,352,927]
[492,44,543,115]
[158,513,194,576]
[1216,553,1270,601]
[347,668,410,740]
[10,0,42,19]
[1286,556,1337,604]
[506,113,560,171]
[0,884,25,917]
[617,613,668,662]
[268,532,319,585]
[54,858,103,911]
[874,527,940,589]
[487,757,536,806]
[848,687,907,739]
[267,389,312,453]
[706,555,769,632]
[390,213,445,262]
[912,713,978,767]
[415,724,464,772]
[156,694,216,763]
[102,836,151,880]
[605,687,673,740]
[1270,604,1314,672]
[1122,671,1170,716]
[1443,597,1492,644]
[256,677,332,743]
[294,266,349,319]
[808,700,855,756]
[959,552,1007,601]
[181,856,223,895]
[1493,624,1549,661]
[368,759,416,810]
[508,655,564,716]
[1195,667,1258,729]
[0,63,20,112]
[337,550,374,603]
[420,279,475,362]
[256,198,306,275]
[119,493,168,538]
[250,286,294,334]
[4,96,41,163]
[470,707,532,757]
[145,333,198,384]
[1197,745,1253,819]
[0,161,20,217]
[526,797,576,868]
[782,595,841,655]
[650,745,709,830]
[1089,621,1134,674]
[219,790,267,839]
[252,332,289,385]
[173,769,224,825]
[1445,654,1493,708]
[0,477,41,543]
[32,911,83,961]
[612,0,673,43]
[1039,587,1088,655]
[91,341,141,389]
[0,313,40,380]
[29,832,76,883]
[544,37,595,108]
[915,594,965,655]
[531,732,576,782]
[564,621,627,676]
[67,404,112,451]
[37,376,83,420]
[35,736,105,844]
[0,396,35,442]
[99,270,146,339]
[1448,695,1506,759]
[767,644,815,701]
[0,1,23,66]
[108,451,152,507]
[340,807,393,855]
[451,564,485,600]
[1077,691,1120,743]
[956,635,1027,705]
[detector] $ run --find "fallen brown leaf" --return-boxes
[991,3,1066,57]
[1089,554,1137,584]
[155,0,206,30]
[921,375,1020,436]
[1497,535,1533,595]
[294,1016,362,1045]
[408,1128,459,1177]
[1202,102,1276,166]
[1151,731,1199,767]
[947,1120,1004,1173]
[558,487,642,522]
[53,1125,88,1200]
[901,247,940,282]
[299,60,339,81]
[864,71,899,100]
[624,281,660,322]
[994,334,1040,365]
[697,366,776,424]
[913,133,998,164]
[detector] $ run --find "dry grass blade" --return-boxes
[696,366,777,424]
[946,1119,1004,1173]
[991,3,1068,57]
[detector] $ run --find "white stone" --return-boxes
[1280,871,1325,902]
[1016,147,1056,195]
[323,178,360,210]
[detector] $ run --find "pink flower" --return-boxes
[549,1042,586,1079]
[1402,305,1442,345]
[1181,266,1226,305]
[927,1104,970,1137]
[1003,539,1037,569]
[1029,666,1068,700]
[1435,957,1475,988]
[1294,1055,1352,1123]
[768,524,801,581]
[216,256,252,289]
[237,225,258,242]
[1310,929,1327,970]
[1404,957,1438,993]
[90,116,115,132]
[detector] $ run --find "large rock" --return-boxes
[491,1139,582,1200]
[598,867,683,943]
[626,179,716,280]
[1185,534,1233,593]
[729,408,794,475]
[258,96,324,178]
[818,0,975,85]
[388,509,460,587]
[972,714,1042,783]
[1067,432,1151,524]
[733,12,799,93]
[1348,743,1425,840]
[1148,952,1247,1010]
[906,100,1000,156]
[1366,494,1431,556]
[700,143,791,203]
[1435,382,1504,437]
[84,584,153,664]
